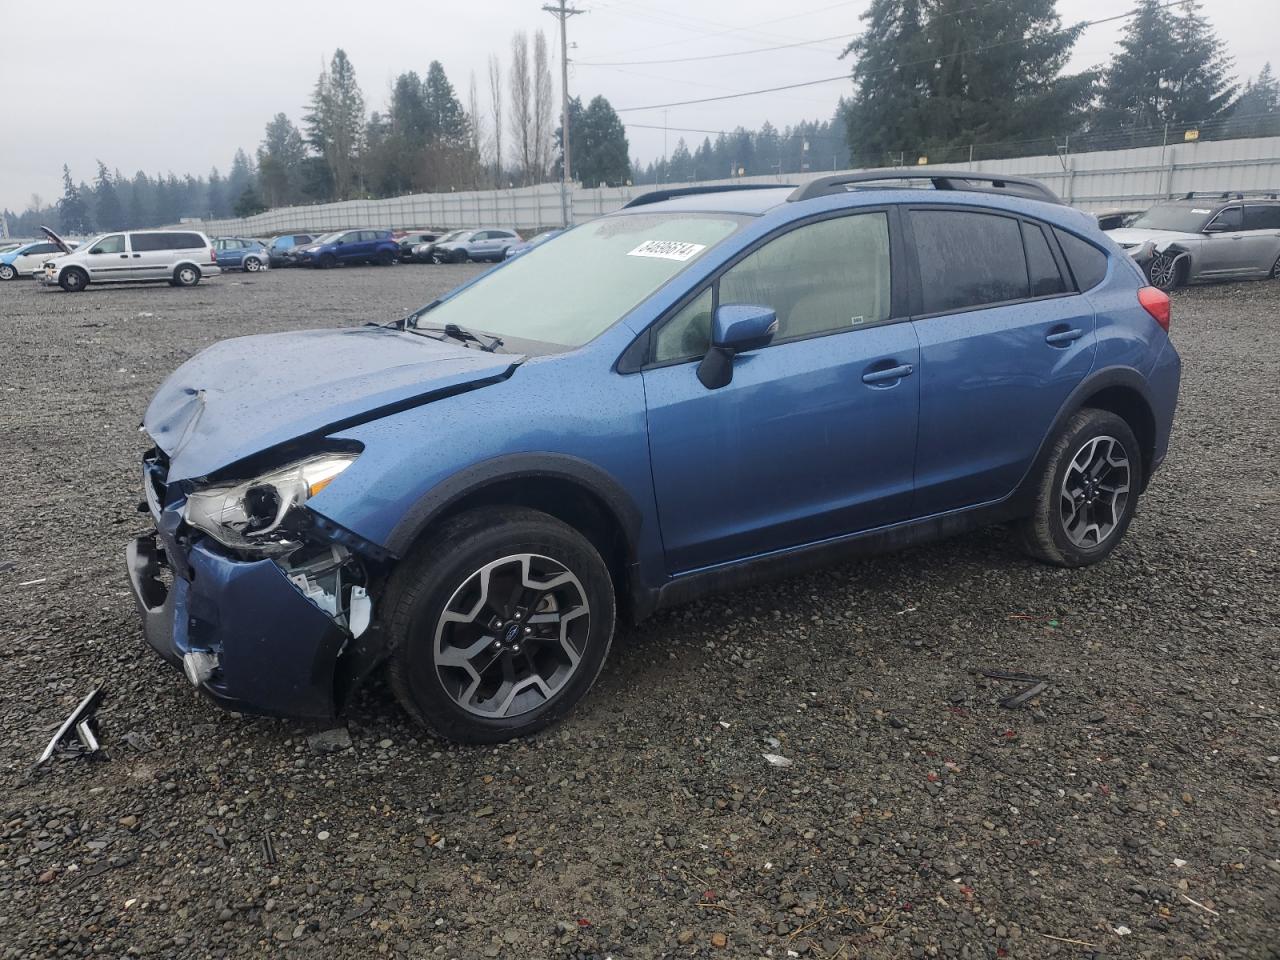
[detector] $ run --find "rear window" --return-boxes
[1053,228,1108,290]
[910,210,1029,314]
[132,232,205,252]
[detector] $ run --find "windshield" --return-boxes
[313,232,343,244]
[416,212,745,348]
[1130,204,1213,233]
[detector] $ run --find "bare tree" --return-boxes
[488,54,505,187]
[467,71,485,186]
[508,31,534,185]
[532,29,555,180]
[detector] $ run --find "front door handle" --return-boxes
[1045,328,1084,346]
[862,363,914,385]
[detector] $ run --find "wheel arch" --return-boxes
[383,454,644,618]
[1018,367,1159,504]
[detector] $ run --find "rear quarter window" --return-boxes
[1053,228,1109,290]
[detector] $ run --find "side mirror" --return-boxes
[697,304,778,390]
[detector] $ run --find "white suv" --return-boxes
[42,229,221,292]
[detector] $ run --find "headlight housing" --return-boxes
[183,453,357,552]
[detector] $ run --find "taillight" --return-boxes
[210,247,217,263]
[1138,286,1170,332]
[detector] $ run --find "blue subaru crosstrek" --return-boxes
[127,172,1181,743]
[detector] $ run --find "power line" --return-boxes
[576,32,858,67]
[614,0,1193,113]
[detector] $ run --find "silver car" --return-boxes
[432,228,521,263]
[1108,194,1280,291]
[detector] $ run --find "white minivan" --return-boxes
[42,228,220,292]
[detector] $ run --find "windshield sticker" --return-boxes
[627,240,707,262]
[1190,208,1212,214]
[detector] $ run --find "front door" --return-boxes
[643,210,920,573]
[82,234,130,280]
[906,209,1097,514]
[1198,205,1250,277]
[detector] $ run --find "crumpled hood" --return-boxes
[1108,227,1202,246]
[145,326,520,482]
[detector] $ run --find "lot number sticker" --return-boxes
[627,239,707,262]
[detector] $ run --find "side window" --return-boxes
[1022,222,1067,297]
[129,233,162,252]
[1053,228,1108,290]
[654,289,714,364]
[1209,205,1242,231]
[90,234,126,254]
[29,243,55,255]
[910,210,1028,314]
[1244,204,1280,230]
[721,212,893,340]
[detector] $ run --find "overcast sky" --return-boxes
[3,0,1272,211]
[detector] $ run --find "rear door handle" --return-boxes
[862,363,914,385]
[1045,328,1084,346]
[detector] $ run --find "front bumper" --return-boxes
[125,532,349,719]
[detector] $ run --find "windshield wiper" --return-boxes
[418,322,505,353]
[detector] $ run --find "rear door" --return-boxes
[1241,203,1280,275]
[129,233,175,280]
[643,209,920,572]
[905,207,1097,514]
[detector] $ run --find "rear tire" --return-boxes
[173,264,201,287]
[377,249,395,266]
[1018,409,1142,568]
[386,507,616,744]
[1269,253,1280,279]
[0,264,16,281]
[59,268,89,292]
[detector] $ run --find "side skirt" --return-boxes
[639,498,1024,618]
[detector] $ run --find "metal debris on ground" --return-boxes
[36,684,106,767]
[262,831,277,866]
[762,753,793,768]
[973,669,1049,709]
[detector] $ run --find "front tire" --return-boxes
[243,256,262,272]
[1018,409,1142,568]
[173,264,201,287]
[318,253,337,269]
[59,268,89,292]
[0,264,16,281]
[1147,251,1184,292]
[386,507,616,744]
[451,249,468,264]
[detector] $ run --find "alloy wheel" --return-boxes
[0,264,15,281]
[1148,252,1177,290]
[433,553,590,718]
[1058,435,1131,548]
[244,257,261,272]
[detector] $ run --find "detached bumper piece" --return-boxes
[126,533,349,719]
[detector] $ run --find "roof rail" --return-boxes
[622,184,795,209]
[1180,189,1279,201]
[788,170,1062,205]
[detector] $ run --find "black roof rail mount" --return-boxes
[789,169,1062,205]
[622,183,795,209]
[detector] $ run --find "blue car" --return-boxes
[290,229,400,268]
[127,171,1180,743]
[214,237,270,272]
[266,233,315,268]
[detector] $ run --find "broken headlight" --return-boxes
[183,453,357,552]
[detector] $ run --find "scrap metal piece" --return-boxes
[36,684,105,765]
[972,668,1049,710]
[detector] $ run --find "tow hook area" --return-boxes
[276,545,373,642]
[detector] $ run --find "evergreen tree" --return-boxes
[305,49,367,199]
[233,184,267,218]
[92,161,124,231]
[56,165,93,234]
[424,61,470,145]
[843,0,929,160]
[257,113,308,206]
[128,172,153,227]
[226,149,255,209]
[207,167,226,219]
[574,96,630,188]
[1097,0,1236,128]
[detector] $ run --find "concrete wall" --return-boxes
[184,135,1280,236]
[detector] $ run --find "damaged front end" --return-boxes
[125,443,389,720]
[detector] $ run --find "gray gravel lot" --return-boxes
[1,265,1277,959]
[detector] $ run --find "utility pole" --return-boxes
[543,0,582,227]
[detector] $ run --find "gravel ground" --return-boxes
[1,265,1277,960]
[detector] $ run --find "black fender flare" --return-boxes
[382,452,645,561]
[1014,365,1156,505]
